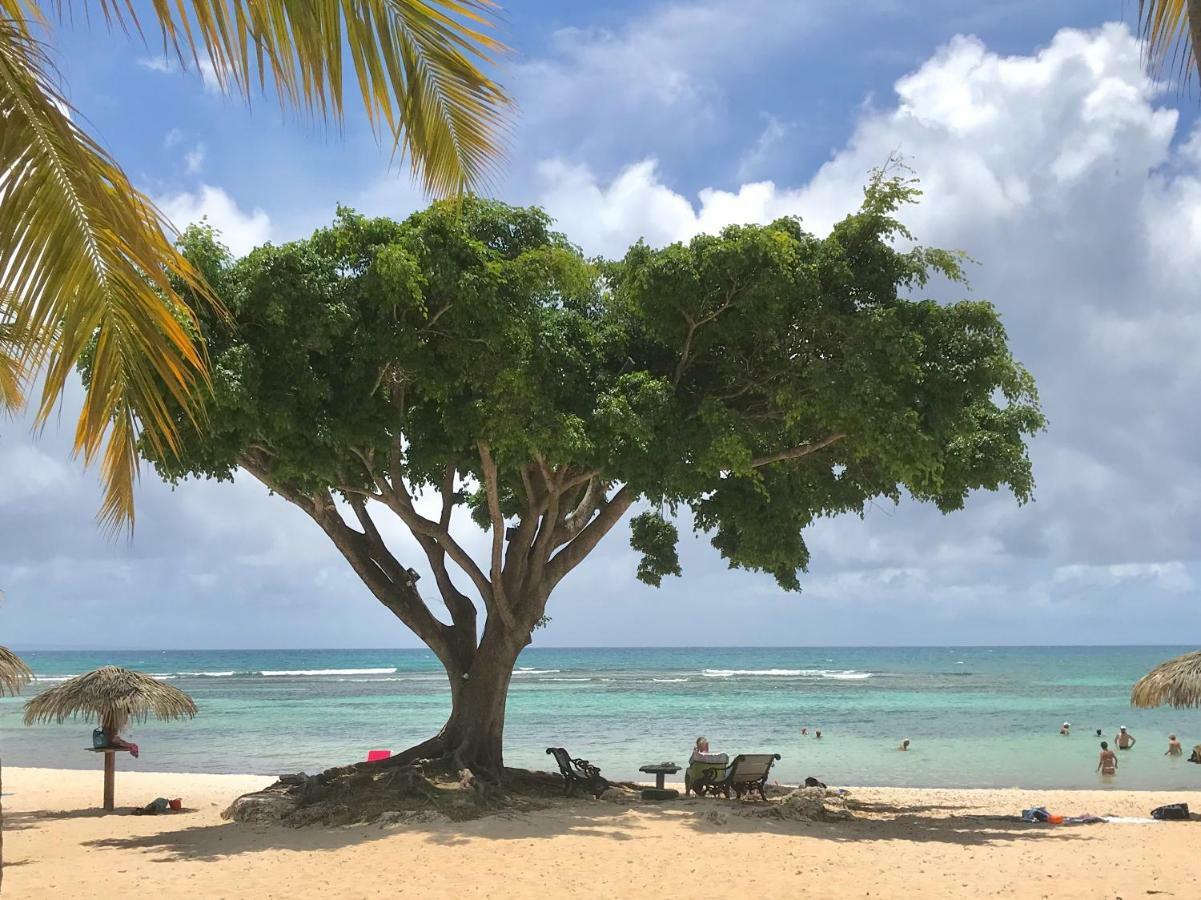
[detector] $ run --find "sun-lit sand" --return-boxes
[5,766,1201,899]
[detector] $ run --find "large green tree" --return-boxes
[145,173,1043,778]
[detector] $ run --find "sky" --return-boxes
[4,1,1201,649]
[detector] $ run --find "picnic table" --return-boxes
[638,762,681,800]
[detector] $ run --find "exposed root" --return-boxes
[223,760,582,827]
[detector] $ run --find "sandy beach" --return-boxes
[4,767,1199,899]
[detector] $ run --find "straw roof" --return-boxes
[1131,650,1201,709]
[23,666,197,727]
[0,645,33,697]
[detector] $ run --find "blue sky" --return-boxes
[5,1,1201,649]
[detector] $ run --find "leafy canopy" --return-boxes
[150,173,1043,594]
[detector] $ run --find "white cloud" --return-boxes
[138,56,222,94]
[163,128,184,149]
[184,143,206,175]
[156,185,271,257]
[137,56,173,75]
[735,115,794,181]
[509,1,834,167]
[538,23,1201,605]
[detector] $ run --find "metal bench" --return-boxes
[545,747,609,798]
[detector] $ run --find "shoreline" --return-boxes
[7,763,1195,795]
[7,767,1201,898]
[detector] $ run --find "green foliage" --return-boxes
[150,174,1044,594]
[629,511,682,587]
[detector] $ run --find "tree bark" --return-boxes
[426,626,524,779]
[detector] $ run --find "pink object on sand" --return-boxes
[366,749,391,762]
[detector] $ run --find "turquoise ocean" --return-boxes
[3,646,1199,790]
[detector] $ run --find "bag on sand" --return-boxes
[1151,803,1190,821]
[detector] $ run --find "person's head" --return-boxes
[1101,741,1109,750]
[695,736,708,751]
[901,739,910,749]
[1170,734,1177,741]
[815,729,822,738]
[1120,726,1127,733]
[1063,722,1070,729]
[1096,729,1102,737]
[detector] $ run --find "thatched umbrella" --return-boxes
[23,667,197,811]
[0,646,32,697]
[1131,650,1201,710]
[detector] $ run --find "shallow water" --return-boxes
[3,646,1198,790]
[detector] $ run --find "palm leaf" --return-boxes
[0,646,32,698]
[0,297,27,412]
[1140,0,1201,84]
[0,16,215,531]
[95,0,510,196]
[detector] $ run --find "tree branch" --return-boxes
[379,477,497,618]
[477,442,517,629]
[749,433,846,468]
[544,484,635,591]
[240,456,453,660]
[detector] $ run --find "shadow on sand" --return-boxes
[77,795,1086,863]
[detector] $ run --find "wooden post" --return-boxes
[103,751,115,812]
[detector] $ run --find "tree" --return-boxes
[1139,1,1201,83]
[143,172,1044,779]
[0,0,507,530]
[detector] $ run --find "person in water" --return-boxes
[1115,726,1136,750]
[1097,741,1117,776]
[1166,734,1183,757]
[898,739,910,751]
[800,728,808,736]
[815,729,822,739]
[1095,729,1103,738]
[1060,722,1070,736]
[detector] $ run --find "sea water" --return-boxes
[2,646,1198,790]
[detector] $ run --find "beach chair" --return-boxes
[690,753,781,801]
[545,747,609,798]
[684,753,729,797]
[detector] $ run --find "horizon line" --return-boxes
[9,642,1197,653]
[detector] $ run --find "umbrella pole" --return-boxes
[103,751,115,812]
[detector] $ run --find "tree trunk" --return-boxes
[391,625,525,780]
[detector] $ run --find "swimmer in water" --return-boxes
[1166,734,1183,757]
[898,739,910,751]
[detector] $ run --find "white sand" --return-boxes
[5,767,1201,899]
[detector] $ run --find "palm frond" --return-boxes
[0,297,27,412]
[101,0,510,196]
[0,646,33,697]
[1139,0,1201,84]
[0,16,215,531]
